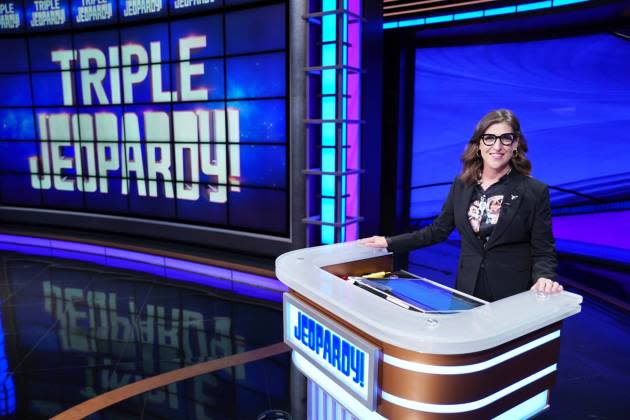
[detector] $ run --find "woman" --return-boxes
[360,109,562,302]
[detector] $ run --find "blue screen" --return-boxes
[0,1,289,236]
[0,39,28,70]
[71,0,117,27]
[412,33,630,218]
[411,32,630,262]
[0,1,25,33]
[26,0,71,31]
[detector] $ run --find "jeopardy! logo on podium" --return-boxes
[283,294,380,409]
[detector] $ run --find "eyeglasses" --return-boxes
[480,133,516,146]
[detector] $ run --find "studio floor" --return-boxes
[0,245,626,419]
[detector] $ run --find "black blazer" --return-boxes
[387,171,557,301]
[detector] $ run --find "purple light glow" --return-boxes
[553,210,630,251]
[232,270,288,292]
[344,0,361,242]
[105,256,169,277]
[164,268,234,292]
[107,247,166,266]
[233,281,283,303]
[0,234,51,248]
[164,257,232,279]
[51,249,108,267]
[50,239,106,255]
[0,234,283,302]
[0,243,53,258]
[555,239,630,265]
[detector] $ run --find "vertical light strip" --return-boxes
[317,0,361,244]
[321,0,337,244]
[340,0,349,243]
[345,0,361,242]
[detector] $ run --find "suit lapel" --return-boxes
[485,173,525,250]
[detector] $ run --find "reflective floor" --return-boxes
[0,245,627,419]
[0,251,289,419]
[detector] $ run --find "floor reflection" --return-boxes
[0,252,289,419]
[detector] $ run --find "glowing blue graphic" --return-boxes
[118,0,167,22]
[553,0,588,5]
[25,0,70,31]
[485,6,516,16]
[425,15,452,24]
[71,0,117,26]
[0,1,24,32]
[291,309,366,389]
[169,0,220,15]
[398,18,424,28]
[517,1,552,12]
[454,11,483,20]
[0,2,289,236]
[285,295,378,409]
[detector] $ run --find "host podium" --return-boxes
[276,242,582,419]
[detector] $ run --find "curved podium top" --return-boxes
[276,242,582,355]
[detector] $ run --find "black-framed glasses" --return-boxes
[480,133,516,146]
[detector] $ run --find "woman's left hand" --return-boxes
[531,277,563,294]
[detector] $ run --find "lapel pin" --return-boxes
[511,194,518,200]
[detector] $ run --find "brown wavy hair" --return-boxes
[460,109,532,185]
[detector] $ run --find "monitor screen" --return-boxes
[360,275,484,312]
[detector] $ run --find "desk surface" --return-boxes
[276,242,582,354]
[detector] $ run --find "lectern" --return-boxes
[276,242,582,419]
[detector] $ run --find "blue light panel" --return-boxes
[553,0,588,5]
[517,1,552,12]
[454,11,484,20]
[399,18,425,28]
[484,6,517,16]
[426,15,452,24]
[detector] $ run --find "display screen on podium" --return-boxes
[355,272,485,313]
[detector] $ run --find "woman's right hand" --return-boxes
[358,236,388,249]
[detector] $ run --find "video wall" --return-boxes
[410,33,630,257]
[0,0,289,237]
[411,32,630,217]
